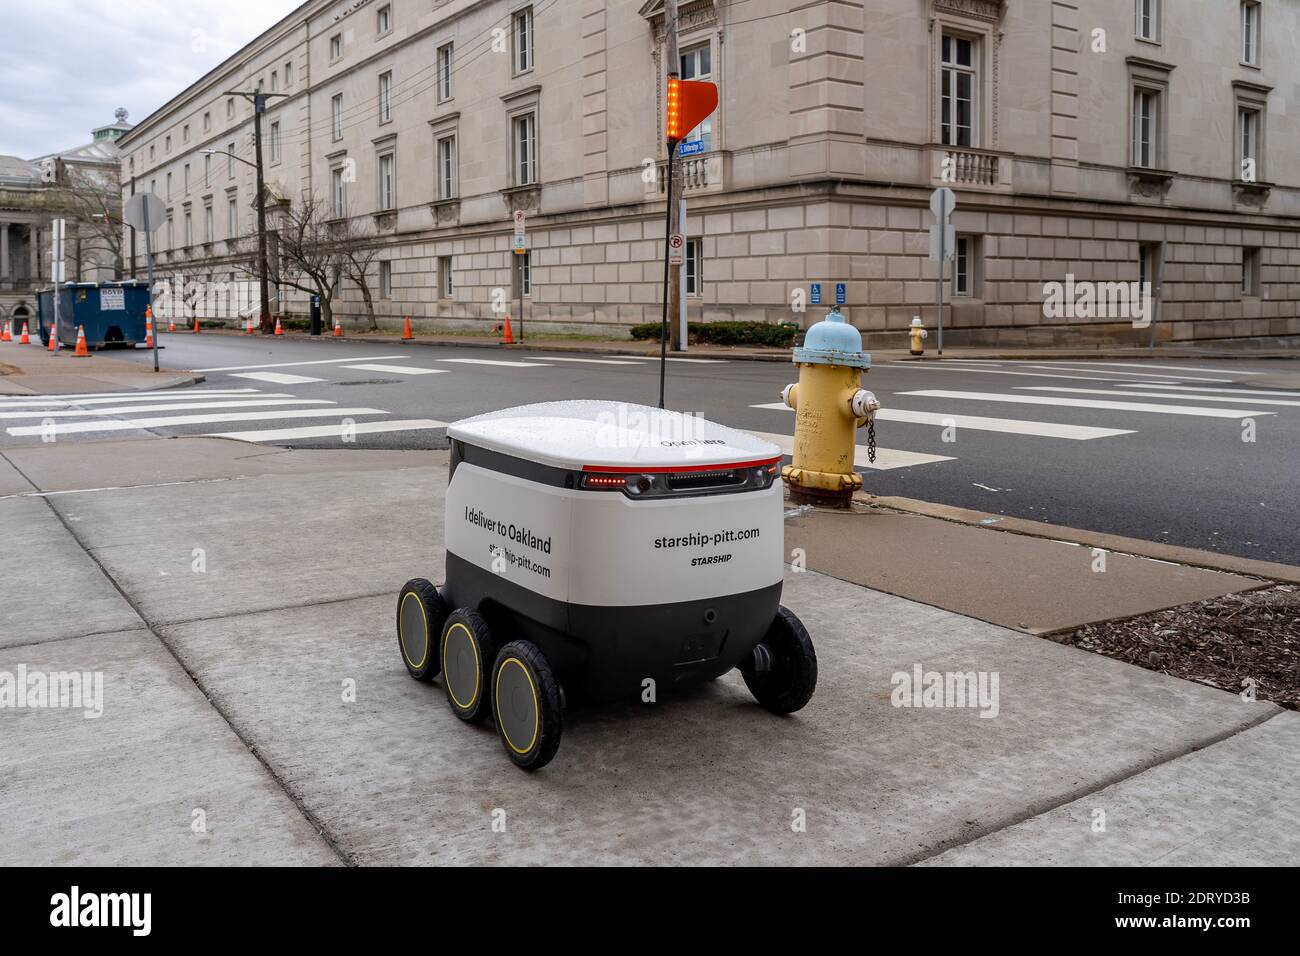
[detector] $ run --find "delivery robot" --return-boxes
[396,401,817,771]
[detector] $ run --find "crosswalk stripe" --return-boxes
[877,363,1144,383]
[1019,386,1300,408]
[531,357,644,366]
[205,419,448,442]
[195,356,410,372]
[341,364,448,375]
[1022,365,1232,383]
[749,402,1133,440]
[1035,361,1262,376]
[6,407,390,437]
[1112,383,1300,398]
[744,430,954,471]
[437,358,551,368]
[0,390,272,408]
[898,389,1272,419]
[620,356,728,364]
[0,399,336,420]
[229,371,326,385]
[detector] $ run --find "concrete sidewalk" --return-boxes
[1,437,1295,865]
[0,341,201,395]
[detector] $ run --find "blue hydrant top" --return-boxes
[792,306,872,369]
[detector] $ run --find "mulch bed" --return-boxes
[1066,584,1300,710]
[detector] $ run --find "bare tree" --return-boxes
[336,216,383,332]
[52,163,125,280]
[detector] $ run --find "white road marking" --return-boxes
[229,371,326,385]
[530,357,644,366]
[1022,365,1232,383]
[437,358,552,368]
[750,402,1133,440]
[195,355,410,372]
[0,390,272,408]
[877,363,1141,383]
[341,364,448,375]
[897,389,1272,419]
[0,399,336,420]
[205,418,448,442]
[1018,386,1300,408]
[7,407,390,437]
[1111,383,1300,398]
[619,356,729,364]
[744,430,954,471]
[1035,361,1261,376]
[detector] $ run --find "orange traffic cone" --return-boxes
[19,322,30,345]
[402,316,413,341]
[73,325,90,357]
[1,321,11,342]
[274,316,284,336]
[333,315,343,338]
[192,317,200,334]
[48,324,57,351]
[168,315,175,333]
[145,313,155,349]
[247,317,255,335]
[500,313,515,345]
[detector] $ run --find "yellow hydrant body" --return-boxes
[908,316,928,356]
[781,307,879,507]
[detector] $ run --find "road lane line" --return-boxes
[0,390,273,408]
[195,355,410,372]
[750,402,1134,439]
[1018,386,1300,408]
[205,419,449,442]
[744,429,954,471]
[436,358,552,368]
[7,407,390,437]
[618,356,728,363]
[1022,365,1232,383]
[1108,383,1300,398]
[529,357,644,366]
[1034,361,1262,375]
[877,363,1139,383]
[0,399,336,419]
[229,371,327,384]
[896,389,1272,419]
[340,364,448,375]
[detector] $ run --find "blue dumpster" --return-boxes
[35,281,151,349]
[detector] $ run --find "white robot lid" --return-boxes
[447,400,782,472]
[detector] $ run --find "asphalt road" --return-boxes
[6,331,1298,565]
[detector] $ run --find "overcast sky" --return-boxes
[0,0,302,159]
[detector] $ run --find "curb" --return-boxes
[0,372,204,397]
[861,492,1300,585]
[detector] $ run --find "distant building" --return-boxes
[116,1,1300,345]
[0,109,132,328]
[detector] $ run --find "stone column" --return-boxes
[0,222,9,282]
[29,224,40,283]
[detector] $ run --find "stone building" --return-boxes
[116,0,1300,344]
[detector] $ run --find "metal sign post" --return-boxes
[513,210,527,342]
[929,187,956,355]
[125,192,166,372]
[50,219,64,351]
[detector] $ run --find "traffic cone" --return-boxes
[402,316,413,341]
[500,313,515,345]
[73,325,90,357]
[333,315,343,338]
[19,322,30,345]
[274,316,284,336]
[1,321,10,342]
[193,317,200,334]
[145,313,154,349]
[48,325,57,351]
[168,315,175,333]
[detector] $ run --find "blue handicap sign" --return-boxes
[810,283,822,305]
[835,283,847,305]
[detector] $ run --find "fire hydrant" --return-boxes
[908,316,928,356]
[780,306,880,507]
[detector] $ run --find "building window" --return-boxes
[150,177,156,195]
[330,33,343,60]
[166,172,172,198]
[685,238,702,296]
[437,136,456,199]
[183,124,190,143]
[271,70,278,92]
[513,7,533,74]
[1138,243,1160,302]
[227,196,238,237]
[184,211,192,247]
[439,256,453,298]
[203,111,211,132]
[1132,88,1160,168]
[377,3,391,35]
[378,71,393,123]
[269,122,281,163]
[331,166,347,217]
[379,260,392,298]
[165,135,172,153]
[149,144,155,162]
[166,213,173,250]
[332,94,344,140]
[1242,246,1261,297]
[183,163,190,192]
[679,43,714,151]
[437,42,454,101]
[204,204,213,243]
[940,33,977,147]
[204,154,211,186]
[513,112,537,185]
[515,251,531,297]
[285,60,293,86]
[226,98,234,120]
[1135,0,1159,41]
[1238,106,1260,181]
[954,236,981,296]
[1242,2,1261,65]
[378,152,395,210]
[227,143,235,178]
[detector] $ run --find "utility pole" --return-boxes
[658,0,681,408]
[225,89,286,333]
